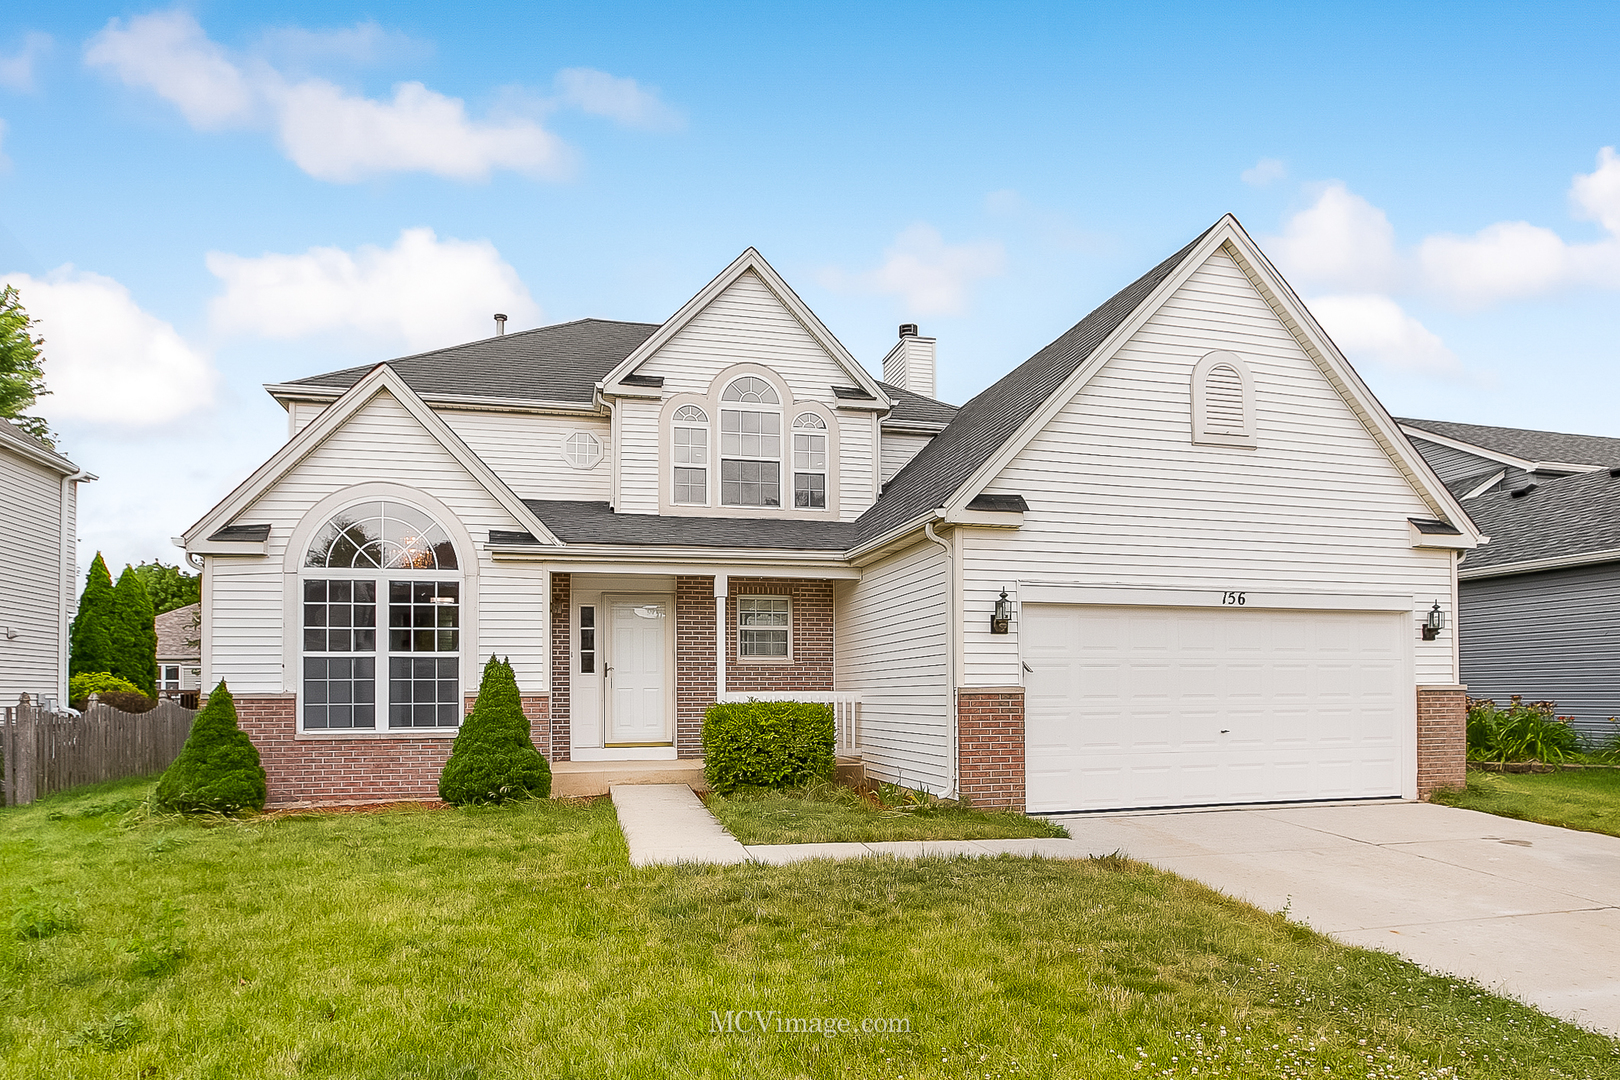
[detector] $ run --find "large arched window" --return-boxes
[720,377,782,507]
[671,404,709,505]
[791,413,827,508]
[301,499,462,732]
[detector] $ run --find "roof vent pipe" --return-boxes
[898,323,919,338]
[494,313,508,336]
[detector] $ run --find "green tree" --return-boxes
[438,656,551,805]
[69,553,117,679]
[130,561,201,616]
[153,681,266,814]
[0,284,52,445]
[112,566,158,696]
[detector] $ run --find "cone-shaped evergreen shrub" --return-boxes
[438,656,551,805]
[153,681,267,814]
[112,565,158,696]
[69,554,116,679]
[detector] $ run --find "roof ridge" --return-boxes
[1400,416,1620,444]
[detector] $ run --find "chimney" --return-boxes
[881,323,935,398]
[494,313,508,336]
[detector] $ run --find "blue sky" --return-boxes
[4,2,1619,570]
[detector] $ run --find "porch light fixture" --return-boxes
[1422,601,1446,641]
[991,587,1012,635]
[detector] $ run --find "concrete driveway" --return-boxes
[1051,800,1620,1036]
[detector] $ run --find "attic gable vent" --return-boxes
[1190,350,1256,448]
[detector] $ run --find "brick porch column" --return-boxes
[956,687,1025,810]
[1416,685,1467,798]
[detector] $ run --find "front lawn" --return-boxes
[1,778,1616,1079]
[1432,767,1620,838]
[705,782,1069,844]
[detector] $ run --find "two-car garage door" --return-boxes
[1024,604,1411,813]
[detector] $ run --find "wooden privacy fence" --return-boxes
[1,695,196,806]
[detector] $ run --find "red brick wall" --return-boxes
[234,692,548,806]
[956,688,1025,810]
[675,576,718,758]
[550,572,571,761]
[1417,687,1467,798]
[723,578,835,696]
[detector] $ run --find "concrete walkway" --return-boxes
[1054,801,1620,1036]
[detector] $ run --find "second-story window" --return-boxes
[720,377,781,507]
[792,413,828,508]
[672,405,709,505]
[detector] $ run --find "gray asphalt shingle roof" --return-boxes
[1461,468,1620,572]
[850,226,1213,545]
[519,501,856,550]
[1398,417,1620,468]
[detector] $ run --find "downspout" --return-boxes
[58,467,92,706]
[923,518,957,799]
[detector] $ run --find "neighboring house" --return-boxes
[1400,417,1620,745]
[0,420,93,710]
[181,215,1483,811]
[154,602,202,695]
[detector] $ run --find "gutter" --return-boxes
[923,517,958,800]
[1459,546,1620,581]
[58,466,94,705]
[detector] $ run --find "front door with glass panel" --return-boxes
[606,597,670,745]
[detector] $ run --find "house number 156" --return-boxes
[1220,591,1247,606]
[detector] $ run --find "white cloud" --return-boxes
[206,227,541,351]
[84,11,259,129]
[1269,182,1400,291]
[555,67,682,131]
[1306,293,1461,375]
[85,11,665,183]
[1,267,215,425]
[1416,221,1574,307]
[0,31,52,92]
[825,224,1005,317]
[1241,157,1287,186]
[1570,145,1620,235]
[273,79,572,182]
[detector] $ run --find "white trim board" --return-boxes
[1019,585,1418,612]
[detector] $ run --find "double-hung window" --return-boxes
[720,378,781,507]
[672,405,709,505]
[737,596,790,659]
[791,413,828,508]
[301,500,462,731]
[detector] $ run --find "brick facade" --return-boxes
[234,692,549,806]
[723,578,835,696]
[956,688,1026,810]
[550,572,572,761]
[674,576,719,757]
[1416,687,1468,798]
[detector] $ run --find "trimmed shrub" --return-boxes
[69,671,143,708]
[1467,696,1584,763]
[702,699,836,795]
[438,657,551,805]
[153,681,266,814]
[93,691,159,714]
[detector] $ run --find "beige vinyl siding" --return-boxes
[960,250,1457,687]
[880,431,933,484]
[439,410,611,502]
[289,401,327,437]
[210,390,548,695]
[837,412,875,521]
[615,399,662,514]
[834,540,950,793]
[0,448,68,703]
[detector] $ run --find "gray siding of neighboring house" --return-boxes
[1410,438,1503,484]
[1459,561,1620,746]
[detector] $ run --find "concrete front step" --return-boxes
[551,758,707,798]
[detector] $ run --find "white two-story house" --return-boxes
[182,216,1483,811]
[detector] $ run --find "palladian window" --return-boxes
[720,377,781,507]
[791,413,828,509]
[301,500,462,732]
[672,404,709,505]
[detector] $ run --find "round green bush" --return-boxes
[153,681,267,814]
[702,699,836,795]
[438,656,551,805]
[69,671,144,709]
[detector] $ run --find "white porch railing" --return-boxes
[715,692,861,754]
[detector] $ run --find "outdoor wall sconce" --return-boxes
[991,587,1012,634]
[1422,600,1446,641]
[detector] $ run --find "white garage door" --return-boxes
[1024,605,1411,813]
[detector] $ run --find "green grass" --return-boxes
[1,778,1616,1079]
[1432,767,1620,838]
[704,783,1070,844]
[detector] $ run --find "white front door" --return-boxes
[607,597,671,744]
[1023,604,1412,813]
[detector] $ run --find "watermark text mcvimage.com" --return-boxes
[709,1009,911,1037]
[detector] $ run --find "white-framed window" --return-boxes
[562,430,603,470]
[671,404,709,505]
[301,500,462,731]
[158,665,181,691]
[737,595,790,659]
[720,377,781,507]
[1190,351,1257,447]
[791,413,828,509]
